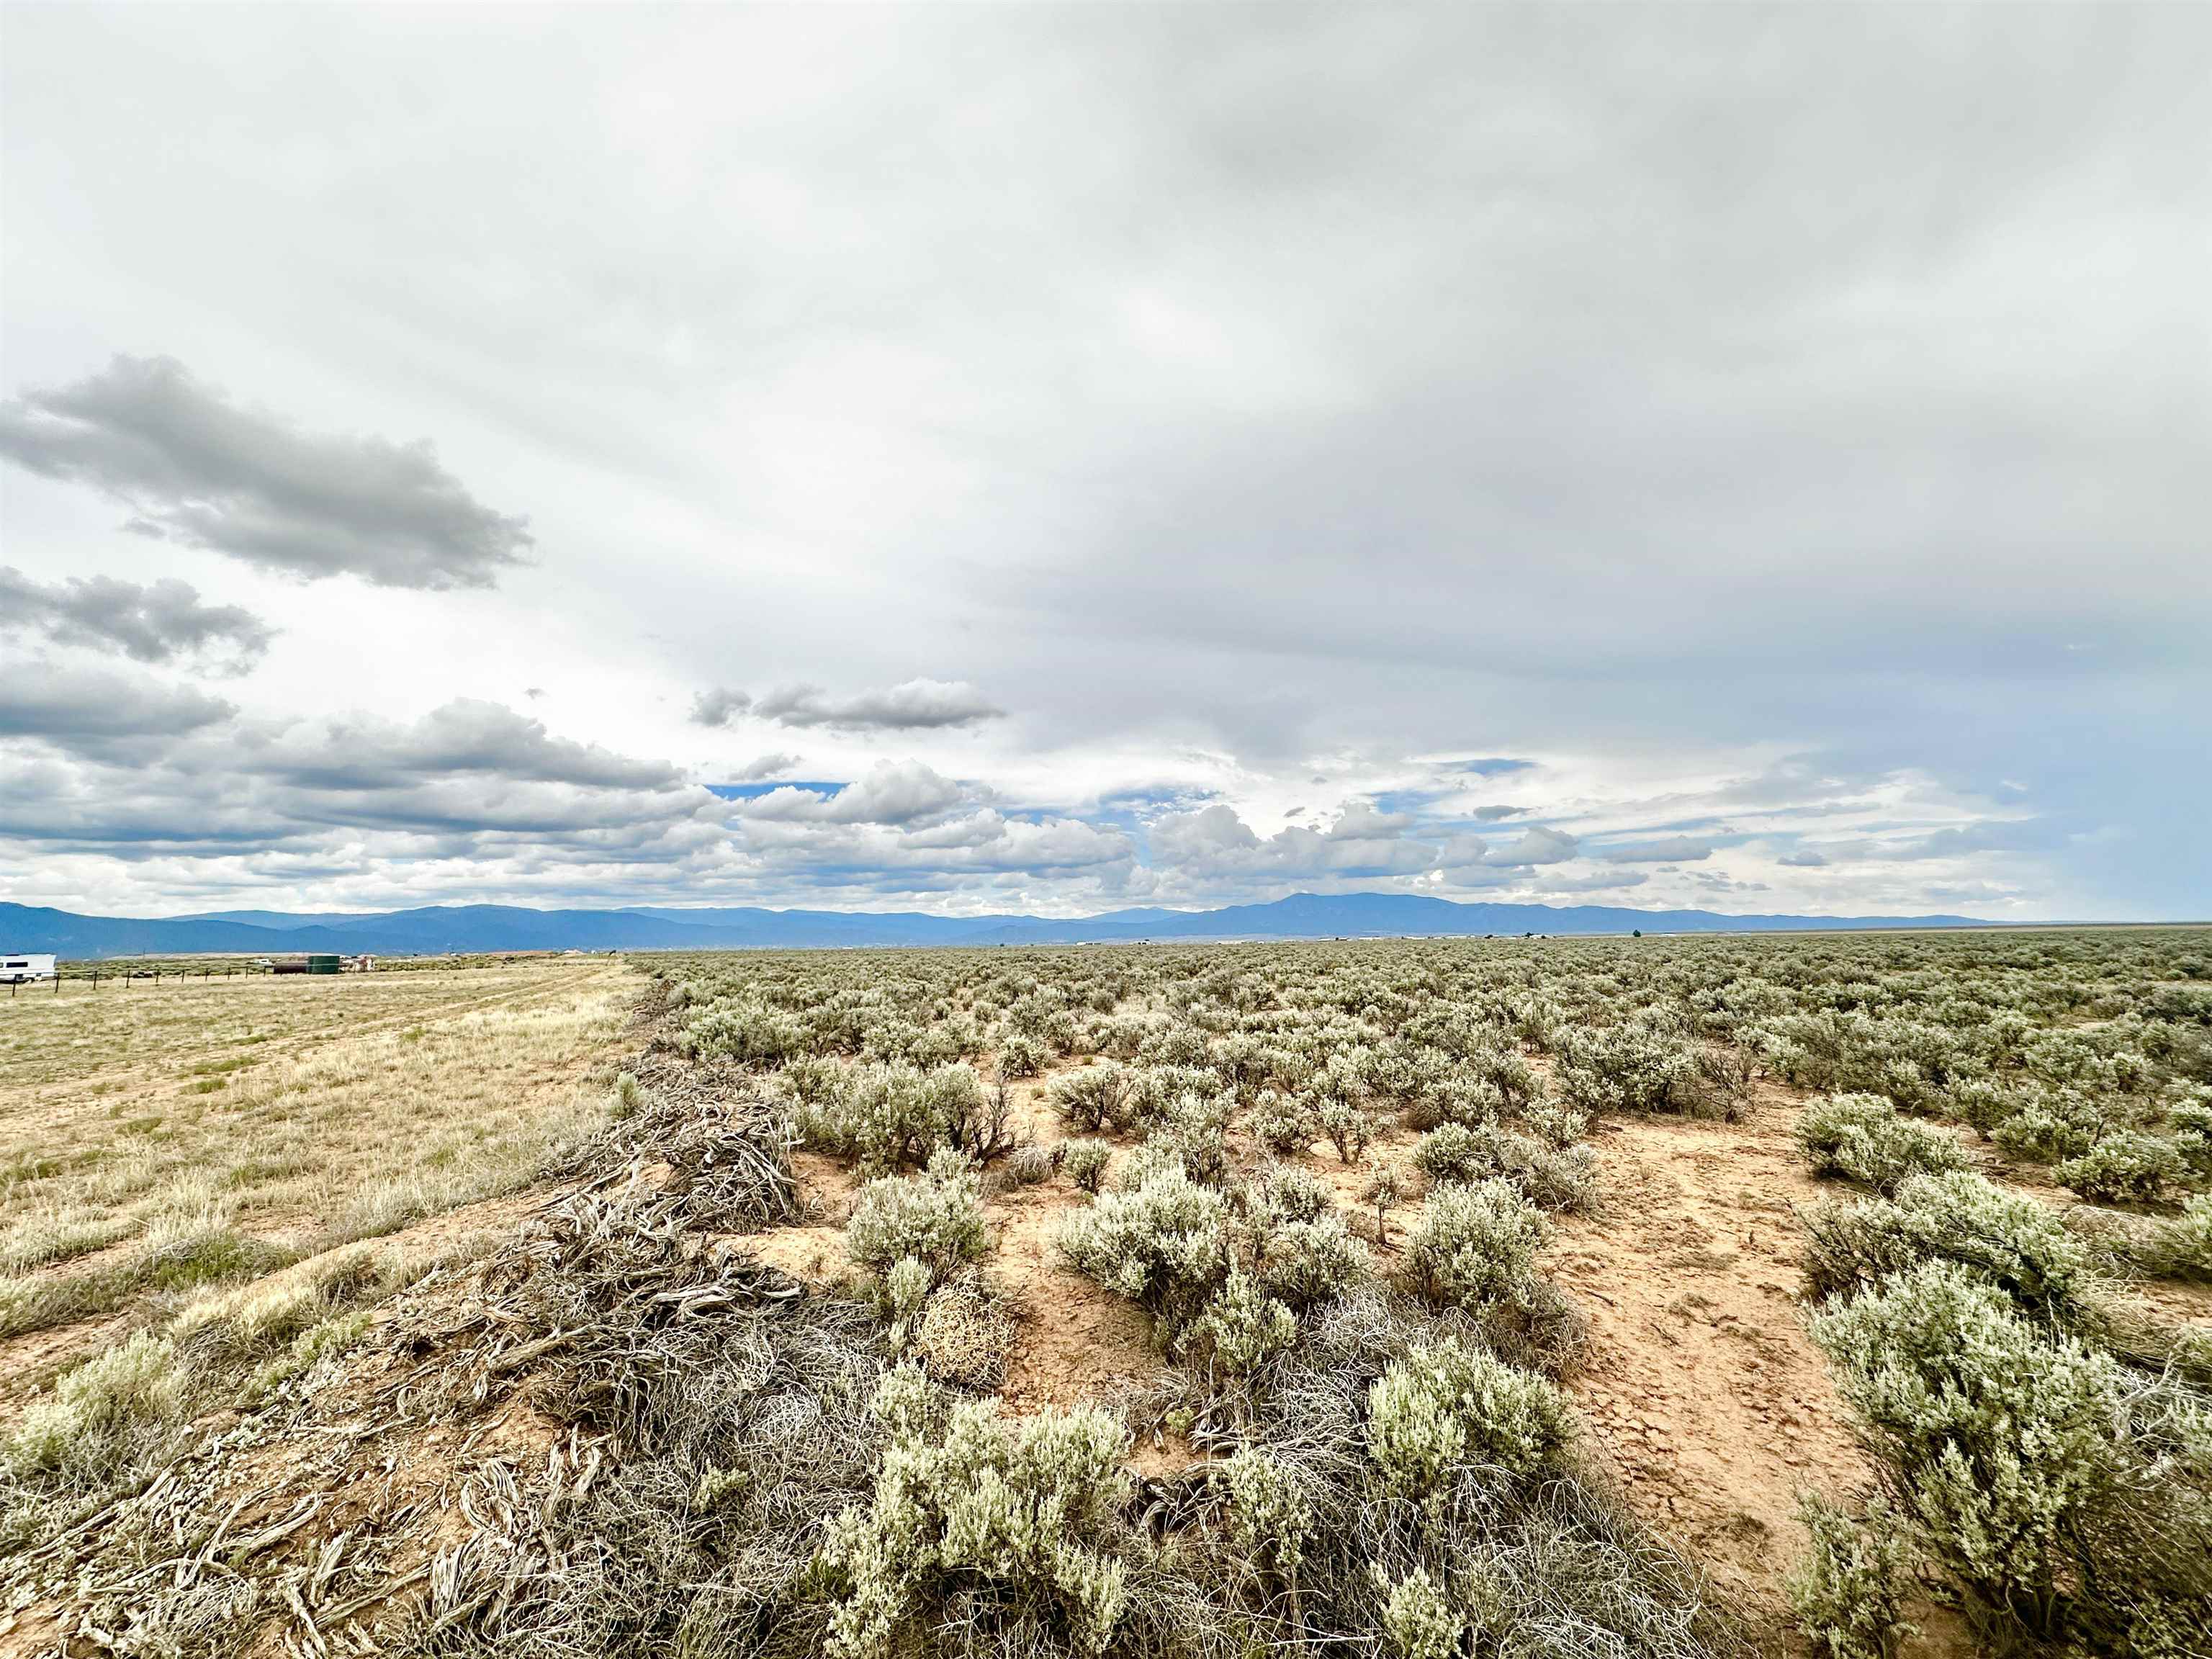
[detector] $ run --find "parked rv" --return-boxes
[1,954,58,984]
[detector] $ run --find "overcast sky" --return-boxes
[2,4,2206,922]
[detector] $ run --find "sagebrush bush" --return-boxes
[1179,1269,1296,1380]
[846,1149,989,1288]
[1249,1089,1316,1154]
[1050,1064,1135,1133]
[5,1331,186,1484]
[1403,1179,1545,1319]
[1990,1089,2105,1164]
[819,1366,1132,1657]
[1366,1335,1572,1505]
[1061,1138,1112,1195]
[1810,1258,2212,1646]
[1553,1020,1697,1115]
[1797,1093,1967,1191]
[1801,1168,2092,1325]
[1053,1159,1231,1334]
[1787,1493,1918,1659]
[1413,1122,1596,1214]
[1251,1208,1369,1312]
[2129,1190,2212,1282]
[2054,1129,2182,1206]
[799,1061,997,1174]
[1317,1096,1375,1163]
[1213,1447,1311,1582]
[997,1033,1047,1079]
[1376,1564,1462,1659]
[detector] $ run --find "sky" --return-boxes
[1,4,2206,923]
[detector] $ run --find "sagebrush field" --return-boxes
[3,931,2209,1659]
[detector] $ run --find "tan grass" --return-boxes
[0,959,638,1346]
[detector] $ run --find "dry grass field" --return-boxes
[0,960,637,1386]
[2,933,2209,1659]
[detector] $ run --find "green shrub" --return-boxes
[1519,1100,1590,1150]
[2170,1097,2212,1178]
[1050,1064,1134,1133]
[1213,1447,1310,1582]
[1241,1164,1334,1226]
[2054,1130,2182,1206]
[5,1331,186,1483]
[1376,1563,1463,1659]
[998,1033,1047,1079]
[2131,1192,2212,1282]
[1054,1159,1231,1334]
[1787,1493,1918,1659]
[1248,1089,1316,1154]
[1316,1096,1375,1163]
[1990,1089,2105,1164]
[1809,1260,2145,1639]
[1801,1169,2092,1326]
[1154,1094,1231,1186]
[819,1367,1131,1657]
[800,1061,992,1174]
[1250,1210,1369,1312]
[846,1149,989,1289]
[1413,1122,1596,1213]
[1178,1269,1295,1380]
[1554,1020,1696,1115]
[1061,1138,1112,1195]
[1366,1335,1571,1505]
[1404,1179,1545,1319]
[1797,1094,1968,1192]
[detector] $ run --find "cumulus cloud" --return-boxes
[739,759,965,827]
[0,567,274,672]
[243,700,685,793]
[1151,802,1434,881]
[753,678,1004,732]
[1483,827,1580,868]
[730,752,801,782]
[0,356,531,588]
[0,664,235,747]
[690,686,752,727]
[1596,836,1715,865]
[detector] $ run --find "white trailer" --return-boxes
[1,954,57,984]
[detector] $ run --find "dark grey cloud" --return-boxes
[752,679,1004,732]
[0,664,235,745]
[0,356,531,589]
[246,700,685,792]
[0,565,273,672]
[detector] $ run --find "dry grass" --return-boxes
[0,960,638,1346]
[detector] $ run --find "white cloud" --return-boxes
[752,679,1004,732]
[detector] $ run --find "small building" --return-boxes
[1,953,57,984]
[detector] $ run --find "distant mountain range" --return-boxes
[0,893,1992,959]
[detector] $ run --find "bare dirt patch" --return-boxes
[1545,1090,1871,1647]
[987,1175,1164,1416]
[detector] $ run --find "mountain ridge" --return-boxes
[1,894,1996,959]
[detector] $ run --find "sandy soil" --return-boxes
[1545,1090,1874,1646]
